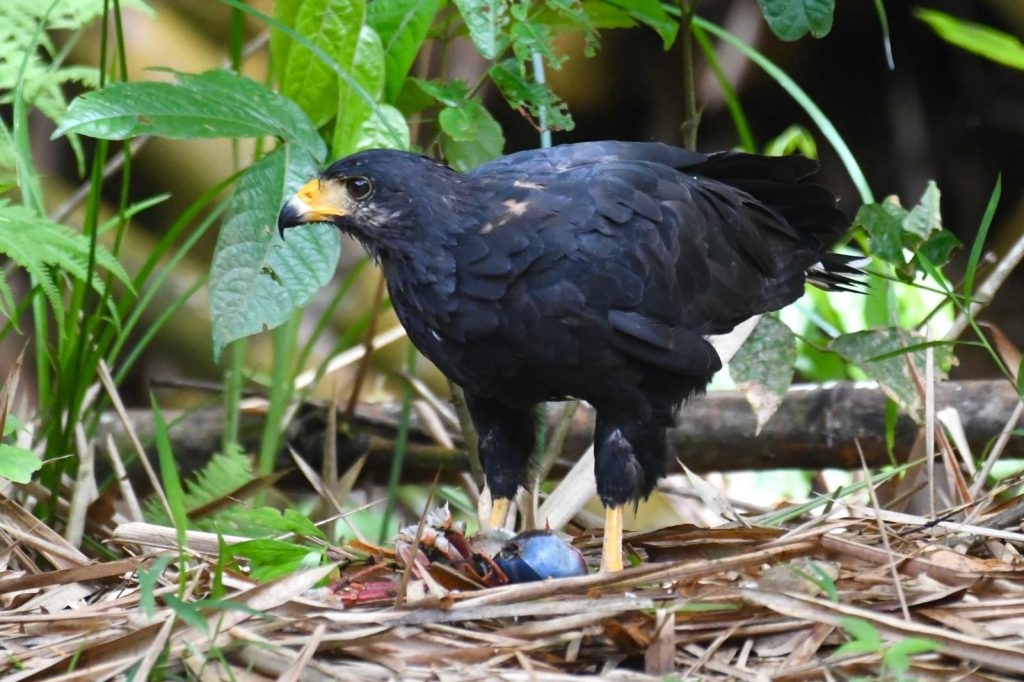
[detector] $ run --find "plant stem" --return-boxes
[680,0,700,150]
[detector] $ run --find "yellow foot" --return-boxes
[489,496,511,530]
[600,504,624,572]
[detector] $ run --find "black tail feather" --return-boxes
[806,253,869,292]
[684,151,867,294]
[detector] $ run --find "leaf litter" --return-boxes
[3,462,1024,681]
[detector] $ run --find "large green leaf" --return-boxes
[368,0,443,102]
[340,104,411,156]
[277,0,366,127]
[756,0,834,41]
[439,100,505,171]
[209,146,340,358]
[452,0,510,59]
[52,69,326,160]
[830,328,954,422]
[729,316,797,435]
[917,9,1024,71]
[333,25,386,156]
[270,0,304,81]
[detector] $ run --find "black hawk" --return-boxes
[278,141,858,571]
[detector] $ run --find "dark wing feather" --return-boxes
[458,142,849,376]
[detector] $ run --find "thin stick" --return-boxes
[105,434,144,522]
[97,359,173,523]
[856,440,911,622]
[395,471,440,608]
[926,345,936,519]
[293,324,406,390]
[969,400,1024,499]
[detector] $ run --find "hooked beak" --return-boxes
[277,178,348,240]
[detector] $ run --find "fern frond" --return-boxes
[143,447,258,526]
[0,266,17,330]
[0,202,136,335]
[0,0,151,164]
[0,122,14,187]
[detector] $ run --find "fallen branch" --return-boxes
[99,380,1023,489]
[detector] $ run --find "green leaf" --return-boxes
[903,180,941,239]
[835,639,882,656]
[209,146,340,359]
[855,201,906,265]
[395,77,440,115]
[164,594,209,633]
[1017,357,1024,398]
[490,59,574,131]
[0,443,42,483]
[229,539,326,582]
[964,176,1001,305]
[756,0,834,41]
[883,637,940,674]
[368,0,443,102]
[440,101,505,171]
[856,181,960,281]
[53,69,326,161]
[414,78,469,107]
[830,328,954,422]
[838,617,883,649]
[343,104,411,155]
[452,0,510,59]
[729,316,797,435]
[138,556,174,619]
[917,230,961,273]
[808,562,839,602]
[2,413,23,438]
[533,0,635,35]
[531,0,603,55]
[510,12,565,68]
[916,9,1024,71]
[152,396,189,550]
[278,0,366,127]
[438,100,488,141]
[604,0,678,48]
[270,0,304,80]
[333,25,401,155]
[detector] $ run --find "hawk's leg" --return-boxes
[594,413,669,571]
[465,393,535,529]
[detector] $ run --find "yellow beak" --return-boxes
[278,178,347,238]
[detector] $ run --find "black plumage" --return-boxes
[278,141,857,548]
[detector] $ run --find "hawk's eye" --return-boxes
[345,176,373,200]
